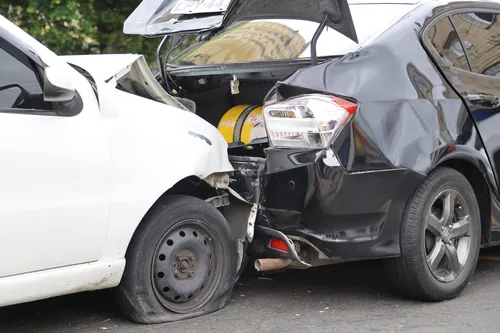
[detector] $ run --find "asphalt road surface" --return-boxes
[2,250,500,333]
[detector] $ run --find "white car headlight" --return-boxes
[263,94,357,149]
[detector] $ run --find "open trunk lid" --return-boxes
[124,0,357,42]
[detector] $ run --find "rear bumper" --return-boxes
[229,148,424,261]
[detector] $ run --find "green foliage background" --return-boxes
[0,0,161,64]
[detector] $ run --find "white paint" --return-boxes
[96,86,233,262]
[0,16,111,278]
[60,53,143,83]
[0,104,112,277]
[0,260,125,307]
[0,14,234,306]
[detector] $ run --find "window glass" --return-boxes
[0,38,50,110]
[168,3,413,67]
[453,13,500,76]
[426,17,470,71]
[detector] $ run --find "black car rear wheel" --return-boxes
[116,195,237,324]
[387,167,480,301]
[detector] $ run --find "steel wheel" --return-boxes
[424,189,472,283]
[152,219,223,314]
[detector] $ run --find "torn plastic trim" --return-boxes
[205,193,230,208]
[223,189,257,242]
[203,172,231,190]
[219,195,257,278]
[111,55,189,112]
[287,236,338,268]
[288,235,331,260]
[227,187,248,203]
[246,203,258,241]
[252,225,311,268]
[228,155,266,204]
[225,155,265,242]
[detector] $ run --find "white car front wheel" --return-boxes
[116,195,238,324]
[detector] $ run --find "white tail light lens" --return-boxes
[263,94,357,149]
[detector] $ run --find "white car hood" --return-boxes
[61,53,234,179]
[61,53,191,112]
[100,87,234,183]
[61,52,234,183]
[60,54,143,83]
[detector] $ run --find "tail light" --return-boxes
[263,94,357,149]
[269,238,289,252]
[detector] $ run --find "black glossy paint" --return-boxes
[259,149,424,259]
[234,0,500,261]
[225,0,358,43]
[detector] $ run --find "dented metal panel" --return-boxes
[238,0,500,261]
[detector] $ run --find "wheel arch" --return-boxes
[435,155,493,246]
[124,176,221,256]
[115,191,238,323]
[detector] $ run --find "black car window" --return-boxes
[0,37,51,111]
[426,17,470,71]
[452,13,500,77]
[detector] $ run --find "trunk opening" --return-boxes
[159,65,303,158]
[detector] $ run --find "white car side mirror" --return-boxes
[43,67,77,103]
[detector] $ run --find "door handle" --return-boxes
[466,92,500,108]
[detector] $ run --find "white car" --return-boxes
[0,13,255,324]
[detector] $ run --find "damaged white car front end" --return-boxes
[60,53,254,259]
[64,53,259,292]
[0,8,252,321]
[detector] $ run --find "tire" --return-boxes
[387,167,481,301]
[116,195,238,324]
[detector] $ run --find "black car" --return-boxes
[123,0,500,323]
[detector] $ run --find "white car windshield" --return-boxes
[169,3,416,67]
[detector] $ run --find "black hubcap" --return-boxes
[152,219,221,313]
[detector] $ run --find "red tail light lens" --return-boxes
[269,238,289,252]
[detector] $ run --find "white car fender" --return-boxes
[60,53,235,261]
[0,14,237,306]
[98,85,234,261]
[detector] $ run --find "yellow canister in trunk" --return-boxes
[218,105,265,144]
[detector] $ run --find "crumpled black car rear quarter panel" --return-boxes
[259,149,424,260]
[243,1,500,261]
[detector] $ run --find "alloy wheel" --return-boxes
[424,189,472,283]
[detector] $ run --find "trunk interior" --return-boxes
[113,60,310,204]
[162,66,302,158]
[160,67,305,204]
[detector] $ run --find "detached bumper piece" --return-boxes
[251,225,311,271]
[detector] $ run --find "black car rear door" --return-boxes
[452,11,500,169]
[426,10,500,182]
[424,8,500,239]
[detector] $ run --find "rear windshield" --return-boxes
[168,3,414,67]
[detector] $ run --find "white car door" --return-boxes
[0,27,111,277]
